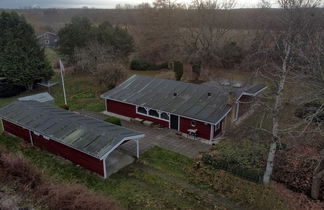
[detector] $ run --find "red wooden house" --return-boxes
[0,100,144,178]
[101,75,266,141]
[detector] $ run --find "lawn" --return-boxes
[0,133,287,210]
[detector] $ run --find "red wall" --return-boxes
[106,99,169,127]
[31,133,104,176]
[2,120,30,142]
[179,117,211,140]
[2,119,104,176]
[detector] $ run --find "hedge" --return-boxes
[130,59,168,71]
[201,140,268,183]
[202,154,263,183]
[0,79,25,97]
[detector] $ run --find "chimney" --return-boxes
[226,92,236,105]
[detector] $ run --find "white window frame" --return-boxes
[136,106,170,122]
[148,109,159,118]
[160,112,170,121]
[137,106,148,115]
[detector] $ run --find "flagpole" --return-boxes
[59,59,67,105]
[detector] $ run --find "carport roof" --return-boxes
[18,92,54,103]
[0,100,144,160]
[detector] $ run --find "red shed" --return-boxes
[101,75,266,141]
[0,100,144,178]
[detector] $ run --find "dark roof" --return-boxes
[0,101,144,159]
[101,75,266,124]
[37,32,58,38]
[203,80,267,97]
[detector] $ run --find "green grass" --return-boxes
[0,134,287,209]
[0,134,218,209]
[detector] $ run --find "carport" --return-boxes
[0,100,144,178]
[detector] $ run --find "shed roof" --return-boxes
[0,101,144,159]
[203,80,267,97]
[101,75,266,124]
[18,92,54,103]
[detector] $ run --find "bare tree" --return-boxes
[251,0,323,185]
[74,42,114,73]
[134,0,184,63]
[182,0,236,78]
[94,62,128,91]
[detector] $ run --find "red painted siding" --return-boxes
[31,132,104,176]
[179,117,211,140]
[2,120,30,142]
[106,99,169,127]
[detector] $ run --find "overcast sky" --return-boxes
[0,0,264,9]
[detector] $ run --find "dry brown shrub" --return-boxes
[41,183,119,210]
[271,181,324,210]
[0,152,42,191]
[273,145,324,200]
[0,151,120,210]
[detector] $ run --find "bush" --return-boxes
[94,62,128,90]
[42,183,119,210]
[221,41,243,69]
[173,61,183,81]
[130,59,168,71]
[273,145,324,200]
[58,104,69,110]
[201,140,268,183]
[105,117,121,126]
[0,79,25,97]
[295,100,324,123]
[0,151,120,210]
[0,152,42,191]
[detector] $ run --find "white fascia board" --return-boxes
[100,134,145,160]
[213,108,232,126]
[242,86,268,97]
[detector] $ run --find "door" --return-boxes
[170,115,179,130]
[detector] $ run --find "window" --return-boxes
[137,106,147,114]
[149,109,159,117]
[45,40,50,44]
[136,106,170,121]
[161,112,169,120]
[191,120,196,127]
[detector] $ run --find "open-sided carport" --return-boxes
[0,100,144,178]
